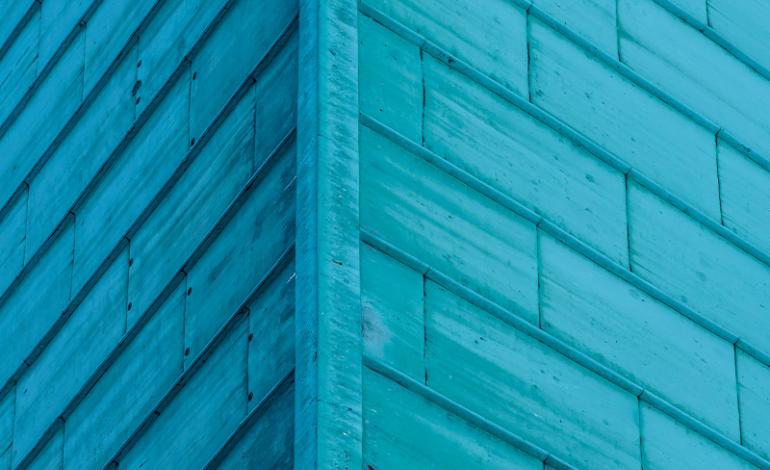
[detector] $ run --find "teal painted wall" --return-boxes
[356,0,770,468]
[0,0,297,468]
[3,0,770,468]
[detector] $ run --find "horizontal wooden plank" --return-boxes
[628,181,770,359]
[63,284,184,470]
[360,0,527,96]
[136,0,229,114]
[25,428,61,470]
[361,243,424,381]
[530,16,720,219]
[360,125,538,323]
[540,233,739,440]
[84,0,155,91]
[247,258,295,412]
[72,77,189,293]
[425,281,640,469]
[0,9,37,126]
[708,0,770,73]
[0,223,73,389]
[253,32,298,170]
[0,1,33,52]
[423,56,628,265]
[358,14,422,143]
[0,32,83,211]
[118,317,248,469]
[39,0,91,65]
[184,144,295,363]
[532,0,618,57]
[12,249,127,464]
[0,189,25,295]
[718,140,770,257]
[189,0,296,140]
[26,49,135,258]
[641,402,755,469]
[363,367,542,469]
[619,0,770,169]
[666,0,708,24]
[0,392,11,458]
[127,77,253,321]
[737,350,770,461]
[215,379,294,469]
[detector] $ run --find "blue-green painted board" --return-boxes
[423,55,629,266]
[13,249,127,464]
[136,0,230,114]
[718,140,770,257]
[361,0,528,96]
[530,16,721,220]
[0,35,83,213]
[247,258,295,412]
[25,50,135,258]
[0,189,25,295]
[0,9,37,126]
[533,0,618,57]
[117,318,248,469]
[0,1,33,52]
[360,125,539,324]
[363,367,542,469]
[619,0,770,167]
[0,223,73,389]
[25,428,62,470]
[184,144,295,363]
[83,0,155,91]
[540,233,739,439]
[127,75,254,323]
[189,0,296,140]
[628,181,770,358]
[39,0,89,66]
[708,0,770,72]
[358,14,422,143]
[640,403,756,469]
[216,380,294,469]
[361,243,424,381]
[71,77,189,292]
[425,281,640,469]
[63,285,185,470]
[737,351,770,461]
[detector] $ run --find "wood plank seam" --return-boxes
[14,245,294,470]
[202,371,295,469]
[357,5,770,293]
[0,20,297,402]
[360,115,770,369]
[361,233,770,470]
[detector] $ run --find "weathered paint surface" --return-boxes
[4,0,770,468]
[356,0,770,468]
[0,0,298,467]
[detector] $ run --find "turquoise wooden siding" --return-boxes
[0,0,297,468]
[4,0,770,469]
[354,0,770,468]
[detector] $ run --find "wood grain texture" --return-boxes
[361,126,538,323]
[619,0,770,168]
[425,281,640,469]
[530,16,720,220]
[362,0,528,96]
[640,403,756,470]
[628,181,770,359]
[541,233,739,439]
[363,367,542,469]
[423,56,628,266]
